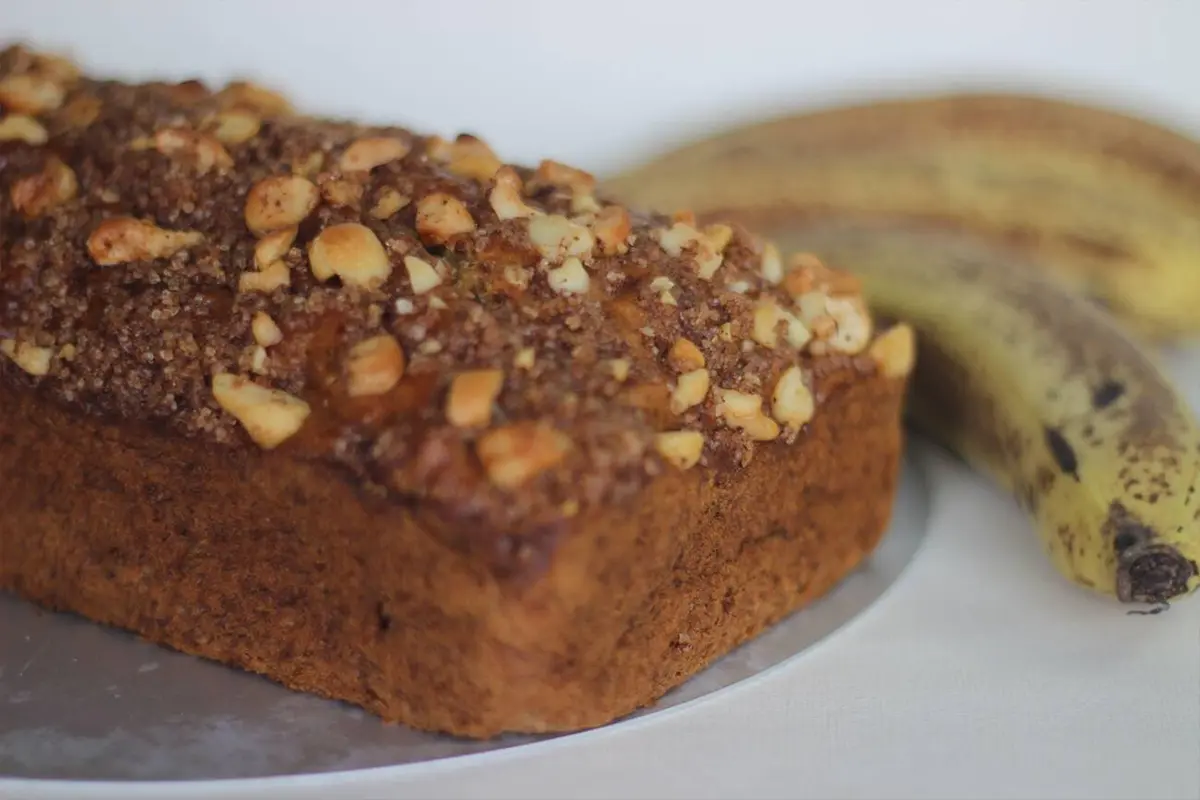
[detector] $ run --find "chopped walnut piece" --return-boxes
[58,343,77,361]
[716,388,781,441]
[251,312,283,347]
[308,223,392,288]
[656,222,722,280]
[590,206,632,256]
[320,176,364,209]
[217,81,292,116]
[670,368,710,414]
[211,373,310,450]
[648,276,677,306]
[427,134,503,181]
[668,338,706,371]
[825,296,873,354]
[239,260,290,294]
[477,422,572,490]
[143,127,233,173]
[11,156,77,217]
[655,430,704,470]
[784,253,863,297]
[254,226,297,270]
[244,175,320,236]
[415,192,476,244]
[0,114,47,144]
[1,340,53,377]
[60,94,101,129]
[531,159,596,193]
[403,255,443,294]
[751,302,782,348]
[869,324,916,378]
[292,151,325,177]
[489,166,540,220]
[346,334,406,397]
[608,358,631,382]
[704,224,734,253]
[771,366,814,428]
[370,187,409,219]
[514,347,536,370]
[250,346,269,375]
[547,257,590,295]
[340,136,411,173]
[22,49,81,85]
[528,214,594,263]
[0,73,65,114]
[446,369,505,428]
[207,111,260,144]
[87,217,204,266]
[760,242,784,284]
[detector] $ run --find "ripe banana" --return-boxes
[768,220,1200,604]
[603,93,1200,341]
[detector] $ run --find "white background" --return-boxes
[4,2,1200,798]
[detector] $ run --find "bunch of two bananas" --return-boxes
[606,94,1200,608]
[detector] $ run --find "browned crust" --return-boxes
[0,365,903,738]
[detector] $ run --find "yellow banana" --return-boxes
[603,93,1200,341]
[772,221,1200,604]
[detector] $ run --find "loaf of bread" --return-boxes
[0,44,913,738]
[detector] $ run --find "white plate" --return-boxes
[0,452,930,785]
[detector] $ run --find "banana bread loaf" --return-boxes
[0,44,912,738]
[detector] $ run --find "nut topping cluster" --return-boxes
[0,43,912,542]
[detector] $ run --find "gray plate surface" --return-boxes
[0,452,929,784]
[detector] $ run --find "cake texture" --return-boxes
[0,44,912,738]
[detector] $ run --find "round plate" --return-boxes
[0,451,930,784]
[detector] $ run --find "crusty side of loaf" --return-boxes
[0,364,902,738]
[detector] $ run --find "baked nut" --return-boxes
[0,73,65,114]
[476,422,572,489]
[239,261,290,294]
[141,127,234,173]
[60,94,102,129]
[590,206,632,256]
[427,134,503,181]
[403,255,443,294]
[751,302,782,348]
[514,347,536,370]
[211,373,311,449]
[308,223,392,288]
[11,157,77,217]
[320,177,364,209]
[446,369,505,428]
[346,334,406,397]
[0,114,48,144]
[654,430,704,470]
[208,111,261,144]
[87,217,204,265]
[217,81,292,116]
[489,166,540,220]
[245,175,320,236]
[608,358,631,382]
[716,388,780,441]
[370,187,409,220]
[760,242,784,284]
[668,338,705,371]
[771,366,814,428]
[869,323,916,378]
[670,368,710,414]
[656,222,722,280]
[547,257,590,295]
[415,192,476,244]
[531,159,596,193]
[251,312,283,347]
[825,296,873,354]
[1,340,53,377]
[340,137,411,173]
[254,226,297,270]
[528,214,595,263]
[704,224,734,253]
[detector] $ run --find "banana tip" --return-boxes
[1117,545,1198,605]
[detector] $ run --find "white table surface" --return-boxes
[3,2,1200,798]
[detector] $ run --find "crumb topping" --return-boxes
[0,44,902,556]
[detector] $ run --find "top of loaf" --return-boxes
[0,44,909,571]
